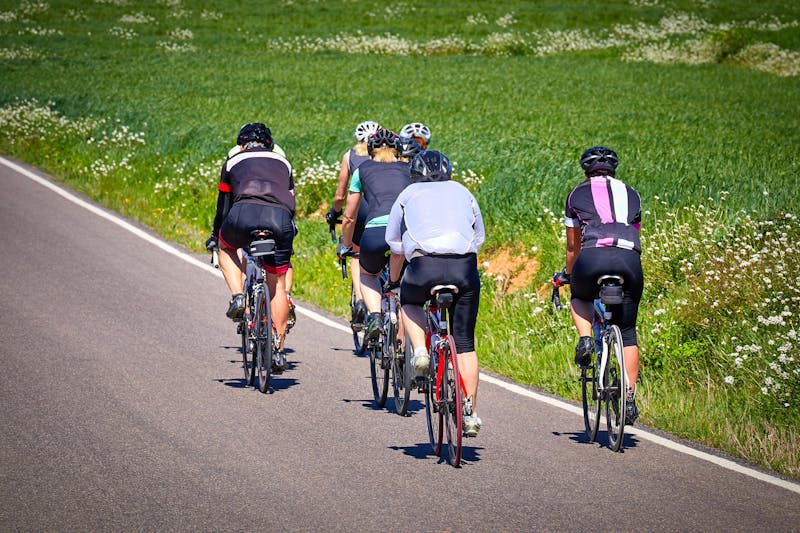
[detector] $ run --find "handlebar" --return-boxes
[328,216,342,243]
[210,247,220,269]
[552,285,562,312]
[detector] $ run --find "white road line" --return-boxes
[4,155,798,495]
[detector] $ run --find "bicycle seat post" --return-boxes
[430,284,458,337]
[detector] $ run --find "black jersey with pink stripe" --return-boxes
[221,147,295,215]
[564,176,642,253]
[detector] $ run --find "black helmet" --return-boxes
[397,136,422,159]
[580,146,618,175]
[237,122,274,149]
[409,150,452,183]
[367,128,399,156]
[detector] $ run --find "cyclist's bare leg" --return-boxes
[351,256,363,301]
[285,263,294,293]
[267,272,289,350]
[360,271,382,313]
[624,345,640,391]
[457,351,479,413]
[220,247,245,294]
[570,298,593,337]
[237,249,247,289]
[401,304,426,351]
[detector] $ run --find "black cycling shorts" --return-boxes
[219,201,295,274]
[358,225,390,275]
[570,246,643,347]
[401,253,480,353]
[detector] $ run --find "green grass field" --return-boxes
[1,0,799,476]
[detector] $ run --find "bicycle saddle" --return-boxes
[430,284,458,308]
[249,229,275,257]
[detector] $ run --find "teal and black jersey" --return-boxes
[349,160,410,226]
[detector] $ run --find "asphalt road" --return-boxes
[1,157,798,532]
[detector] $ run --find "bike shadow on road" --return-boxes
[341,395,425,415]
[388,442,484,464]
[216,357,301,393]
[552,430,640,450]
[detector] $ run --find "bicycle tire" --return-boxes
[424,341,443,456]
[350,286,366,355]
[581,353,600,442]
[369,338,389,408]
[442,335,463,467]
[605,324,626,451]
[255,287,273,394]
[240,315,253,385]
[393,332,412,416]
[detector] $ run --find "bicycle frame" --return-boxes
[242,230,279,393]
[593,298,632,393]
[425,297,469,413]
[594,299,611,393]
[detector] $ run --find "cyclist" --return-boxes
[206,122,296,365]
[552,146,643,424]
[337,128,410,341]
[228,140,296,332]
[399,122,431,150]
[397,136,422,163]
[385,150,485,436]
[327,120,381,325]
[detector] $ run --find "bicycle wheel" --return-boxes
[393,332,412,416]
[350,286,366,355]
[424,343,443,456]
[369,337,389,408]
[581,346,600,442]
[605,325,626,451]
[442,336,463,467]
[240,315,254,385]
[254,287,273,394]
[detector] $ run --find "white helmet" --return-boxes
[354,121,381,143]
[400,122,431,143]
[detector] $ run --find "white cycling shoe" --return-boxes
[464,414,482,437]
[411,352,430,374]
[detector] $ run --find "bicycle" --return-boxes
[553,274,628,452]
[364,266,397,409]
[238,230,285,394]
[329,218,367,355]
[385,284,412,416]
[422,285,472,467]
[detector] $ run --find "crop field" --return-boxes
[1,0,798,476]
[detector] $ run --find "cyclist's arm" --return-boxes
[471,194,486,250]
[565,225,581,275]
[212,168,232,238]
[564,191,581,275]
[333,150,350,213]
[341,168,362,247]
[388,253,404,284]
[341,192,360,247]
[385,198,403,255]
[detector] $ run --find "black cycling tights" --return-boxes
[570,247,643,347]
[401,254,480,353]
